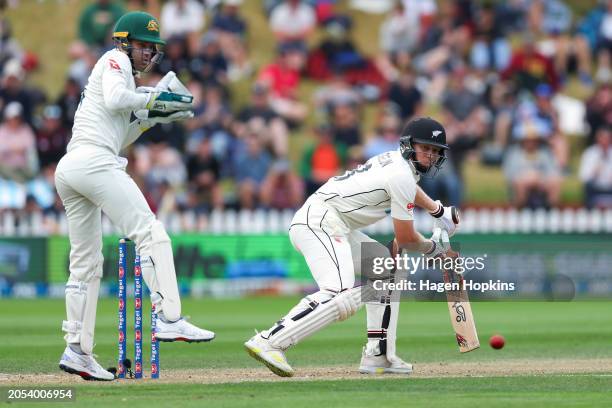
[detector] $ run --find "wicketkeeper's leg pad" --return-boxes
[140,220,181,321]
[63,254,102,355]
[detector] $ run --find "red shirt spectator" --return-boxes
[258,63,300,99]
[502,41,559,92]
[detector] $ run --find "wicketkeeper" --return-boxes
[245,117,459,376]
[55,11,215,381]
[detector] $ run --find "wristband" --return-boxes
[429,203,444,218]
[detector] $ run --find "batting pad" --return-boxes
[269,287,363,350]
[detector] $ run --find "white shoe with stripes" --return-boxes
[244,333,294,377]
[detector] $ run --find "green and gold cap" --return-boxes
[113,11,165,46]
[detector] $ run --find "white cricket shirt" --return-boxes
[68,49,149,155]
[314,150,419,229]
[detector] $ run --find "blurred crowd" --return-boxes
[0,0,611,222]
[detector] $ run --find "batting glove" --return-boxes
[430,200,459,237]
[423,239,445,259]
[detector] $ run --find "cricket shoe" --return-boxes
[155,316,215,342]
[244,333,294,377]
[59,346,115,381]
[359,348,413,375]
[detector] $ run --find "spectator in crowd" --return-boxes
[260,159,304,209]
[307,14,386,91]
[376,0,420,80]
[307,16,364,76]
[387,68,422,121]
[301,124,347,195]
[186,137,224,212]
[494,0,529,33]
[419,158,463,208]
[189,32,229,84]
[258,41,308,124]
[487,80,517,156]
[213,0,247,38]
[9,0,612,222]
[0,102,38,184]
[211,0,252,81]
[0,102,53,212]
[126,0,160,16]
[502,34,559,92]
[233,135,272,209]
[363,105,401,159]
[532,84,568,169]
[441,66,488,172]
[0,16,23,72]
[160,0,206,55]
[579,126,612,208]
[234,83,289,158]
[185,81,233,160]
[577,0,612,83]
[503,85,568,172]
[269,0,316,44]
[527,0,592,85]
[470,3,511,72]
[155,36,190,77]
[35,105,70,170]
[503,129,562,208]
[67,42,98,88]
[585,83,612,145]
[0,59,36,125]
[135,135,187,215]
[330,101,361,147]
[313,72,361,117]
[380,1,419,56]
[56,77,82,129]
[409,2,473,102]
[77,0,125,49]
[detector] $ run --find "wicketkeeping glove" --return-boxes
[145,91,193,113]
[135,109,194,123]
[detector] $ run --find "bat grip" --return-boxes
[441,229,450,245]
[432,227,442,242]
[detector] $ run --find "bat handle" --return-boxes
[441,229,450,245]
[432,227,442,242]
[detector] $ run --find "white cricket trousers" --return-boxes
[54,146,156,283]
[288,196,378,292]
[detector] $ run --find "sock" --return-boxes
[157,310,179,324]
[69,343,86,355]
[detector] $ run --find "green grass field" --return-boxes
[1,298,611,407]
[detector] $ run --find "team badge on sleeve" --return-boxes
[109,59,121,71]
[407,203,415,210]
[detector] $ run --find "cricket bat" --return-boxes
[441,250,480,353]
[434,209,480,353]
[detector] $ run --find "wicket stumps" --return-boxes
[118,238,160,379]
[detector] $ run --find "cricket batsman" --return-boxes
[245,117,459,376]
[55,11,215,381]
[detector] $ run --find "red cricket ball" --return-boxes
[489,334,505,349]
